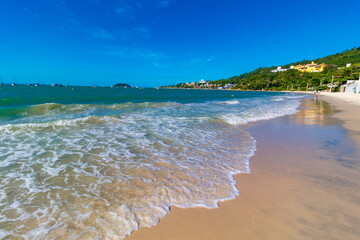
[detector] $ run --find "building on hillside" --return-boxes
[293,64,306,72]
[271,65,295,73]
[340,80,360,93]
[199,79,206,84]
[294,62,327,73]
[271,66,288,73]
[338,63,352,70]
[224,84,236,89]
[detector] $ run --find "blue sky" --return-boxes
[0,0,359,87]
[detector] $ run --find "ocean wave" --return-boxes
[0,101,181,124]
[0,111,255,239]
[0,92,305,239]
[271,97,285,101]
[220,97,301,125]
[284,95,304,99]
[219,100,241,105]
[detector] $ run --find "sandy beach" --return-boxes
[321,93,360,152]
[321,92,360,106]
[127,95,360,240]
[3,1,360,238]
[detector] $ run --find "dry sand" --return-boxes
[127,97,360,240]
[321,92,360,106]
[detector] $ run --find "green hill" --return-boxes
[209,47,360,91]
[282,47,360,68]
[167,47,360,91]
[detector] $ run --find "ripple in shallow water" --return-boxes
[0,94,303,239]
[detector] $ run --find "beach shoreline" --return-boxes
[127,96,360,239]
[320,93,360,152]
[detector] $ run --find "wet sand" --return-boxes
[127,97,360,240]
[320,94,360,152]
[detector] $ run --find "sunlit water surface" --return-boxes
[0,86,306,239]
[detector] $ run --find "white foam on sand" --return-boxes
[0,93,305,239]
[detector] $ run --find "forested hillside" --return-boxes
[208,47,360,91]
[210,47,360,91]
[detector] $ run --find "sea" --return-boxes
[0,85,306,239]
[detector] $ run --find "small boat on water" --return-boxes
[51,84,64,87]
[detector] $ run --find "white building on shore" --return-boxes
[340,80,360,93]
[224,84,236,89]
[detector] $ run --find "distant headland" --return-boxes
[112,83,131,88]
[0,82,134,88]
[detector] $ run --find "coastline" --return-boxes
[127,96,360,239]
[320,93,360,152]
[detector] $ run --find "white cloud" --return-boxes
[24,6,40,18]
[184,56,216,66]
[133,27,150,38]
[115,1,135,18]
[152,62,169,68]
[100,46,165,60]
[88,0,103,4]
[115,8,127,15]
[87,28,115,41]
[207,56,215,62]
[156,1,170,8]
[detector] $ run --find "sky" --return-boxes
[0,0,360,87]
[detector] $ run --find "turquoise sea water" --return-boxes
[0,86,306,239]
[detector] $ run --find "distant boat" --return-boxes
[155,87,159,89]
[11,83,16,86]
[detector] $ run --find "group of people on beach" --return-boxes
[314,90,321,97]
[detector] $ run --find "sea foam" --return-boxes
[0,92,305,239]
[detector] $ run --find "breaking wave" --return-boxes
[0,90,306,239]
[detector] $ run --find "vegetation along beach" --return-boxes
[1,0,360,239]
